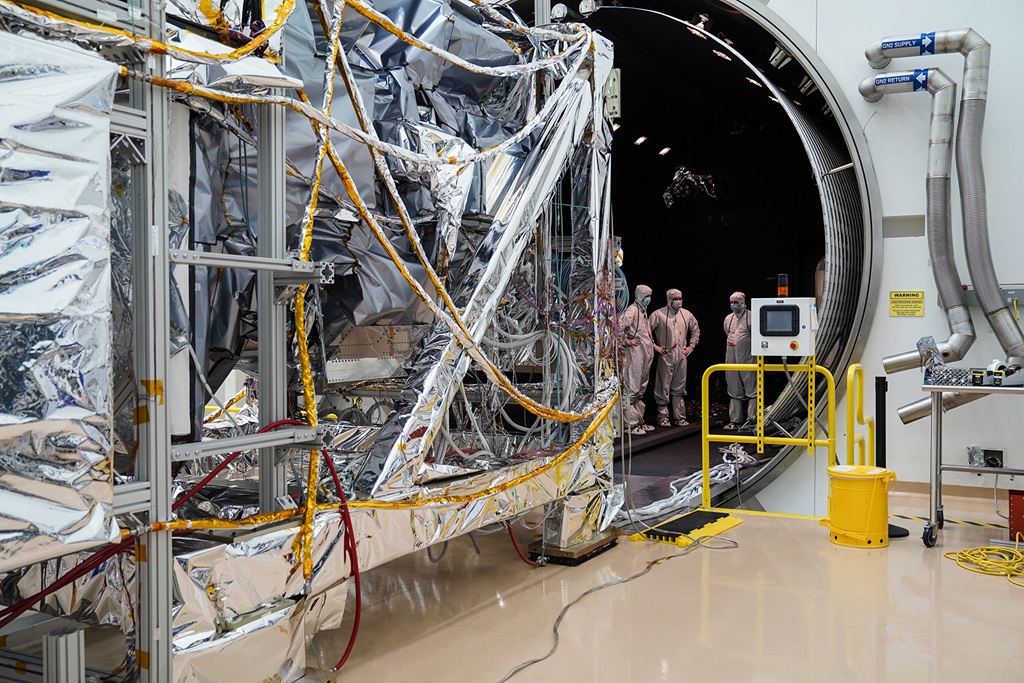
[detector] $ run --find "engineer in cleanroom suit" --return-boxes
[621,284,656,434]
[723,291,756,430]
[649,288,700,427]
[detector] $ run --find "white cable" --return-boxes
[617,446,758,523]
[344,0,590,78]
[995,473,1009,520]
[186,343,238,429]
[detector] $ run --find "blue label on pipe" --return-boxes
[875,73,914,86]
[881,37,920,50]
[920,32,935,55]
[913,68,929,91]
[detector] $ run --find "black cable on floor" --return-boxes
[495,533,738,682]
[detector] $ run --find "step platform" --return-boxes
[628,509,743,547]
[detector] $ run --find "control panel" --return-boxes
[751,297,817,357]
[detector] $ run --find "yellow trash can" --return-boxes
[820,465,896,548]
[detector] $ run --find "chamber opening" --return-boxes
[512,0,880,501]
[591,6,829,407]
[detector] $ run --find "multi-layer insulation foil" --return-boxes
[0,31,119,571]
[0,0,618,678]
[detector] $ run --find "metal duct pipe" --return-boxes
[896,390,985,425]
[858,68,975,373]
[866,30,1024,423]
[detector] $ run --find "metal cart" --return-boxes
[923,383,1024,546]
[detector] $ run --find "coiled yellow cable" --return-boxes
[944,533,1024,587]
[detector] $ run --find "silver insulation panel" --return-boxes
[0,0,619,678]
[0,31,119,571]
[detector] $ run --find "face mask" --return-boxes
[640,296,651,308]
[730,303,743,313]
[671,301,682,311]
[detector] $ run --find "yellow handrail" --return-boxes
[845,363,876,466]
[700,360,836,508]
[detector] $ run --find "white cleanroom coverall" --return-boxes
[621,284,655,428]
[724,292,756,426]
[650,288,700,426]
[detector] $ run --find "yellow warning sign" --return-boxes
[889,290,924,317]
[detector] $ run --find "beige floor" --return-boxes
[324,491,1021,682]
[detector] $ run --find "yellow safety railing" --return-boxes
[700,357,835,508]
[845,363,875,466]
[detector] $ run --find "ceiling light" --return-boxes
[768,96,779,104]
[690,13,712,31]
[712,50,732,61]
[612,123,620,131]
[658,147,671,156]
[686,27,708,39]
[745,77,763,88]
[634,136,647,145]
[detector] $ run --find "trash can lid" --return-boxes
[827,464,890,478]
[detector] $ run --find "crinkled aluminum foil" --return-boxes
[0,2,618,679]
[543,487,603,548]
[172,600,305,683]
[352,72,602,498]
[12,412,615,678]
[0,30,119,572]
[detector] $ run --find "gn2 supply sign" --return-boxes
[890,291,924,317]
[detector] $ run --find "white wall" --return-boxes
[760,1,1024,513]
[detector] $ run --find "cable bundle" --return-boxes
[617,444,757,523]
[944,538,1024,587]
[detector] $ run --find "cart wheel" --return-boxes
[936,508,944,530]
[922,524,937,548]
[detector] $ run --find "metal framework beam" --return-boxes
[170,427,320,461]
[169,249,314,274]
[42,629,84,683]
[133,0,172,675]
[257,102,290,512]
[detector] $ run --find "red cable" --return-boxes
[505,522,540,567]
[322,453,361,672]
[174,419,306,511]
[0,542,125,630]
[0,418,308,630]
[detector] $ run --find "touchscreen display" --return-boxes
[765,309,794,333]
[759,305,800,336]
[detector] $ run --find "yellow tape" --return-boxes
[137,650,149,670]
[134,404,150,425]
[301,99,604,424]
[127,394,618,540]
[706,506,823,521]
[9,0,295,63]
[346,396,618,509]
[140,379,164,404]
[289,11,347,579]
[342,0,586,79]
[203,386,247,424]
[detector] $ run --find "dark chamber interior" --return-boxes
[512,0,849,407]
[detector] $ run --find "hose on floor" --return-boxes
[944,533,1024,588]
[495,532,738,682]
